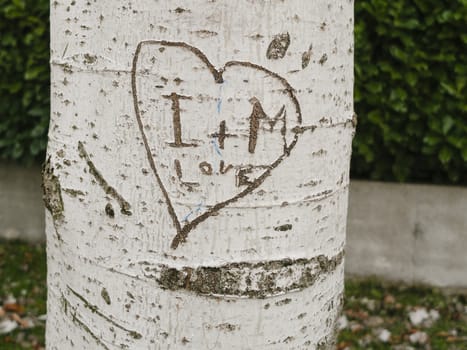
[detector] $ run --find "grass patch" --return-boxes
[0,240,46,349]
[338,279,467,349]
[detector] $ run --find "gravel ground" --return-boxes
[0,240,465,349]
[337,280,466,349]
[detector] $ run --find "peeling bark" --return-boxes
[266,32,291,60]
[42,157,64,221]
[144,252,344,298]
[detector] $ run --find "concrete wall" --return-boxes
[346,180,467,290]
[0,162,45,242]
[1,164,466,289]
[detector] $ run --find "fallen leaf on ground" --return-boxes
[0,319,18,334]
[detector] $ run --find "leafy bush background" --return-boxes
[0,0,49,163]
[352,0,467,184]
[0,0,466,184]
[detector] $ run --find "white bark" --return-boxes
[46,1,354,349]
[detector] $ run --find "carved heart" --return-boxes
[131,40,302,249]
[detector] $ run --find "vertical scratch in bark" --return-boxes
[78,141,132,216]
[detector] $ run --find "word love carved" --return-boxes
[131,40,303,249]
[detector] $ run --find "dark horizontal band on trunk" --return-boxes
[141,251,344,298]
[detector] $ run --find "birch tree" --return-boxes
[45,1,354,349]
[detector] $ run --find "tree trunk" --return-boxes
[46,1,354,349]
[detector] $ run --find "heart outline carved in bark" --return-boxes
[131,40,302,249]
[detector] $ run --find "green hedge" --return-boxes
[0,0,49,163]
[352,0,467,184]
[0,0,466,184]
